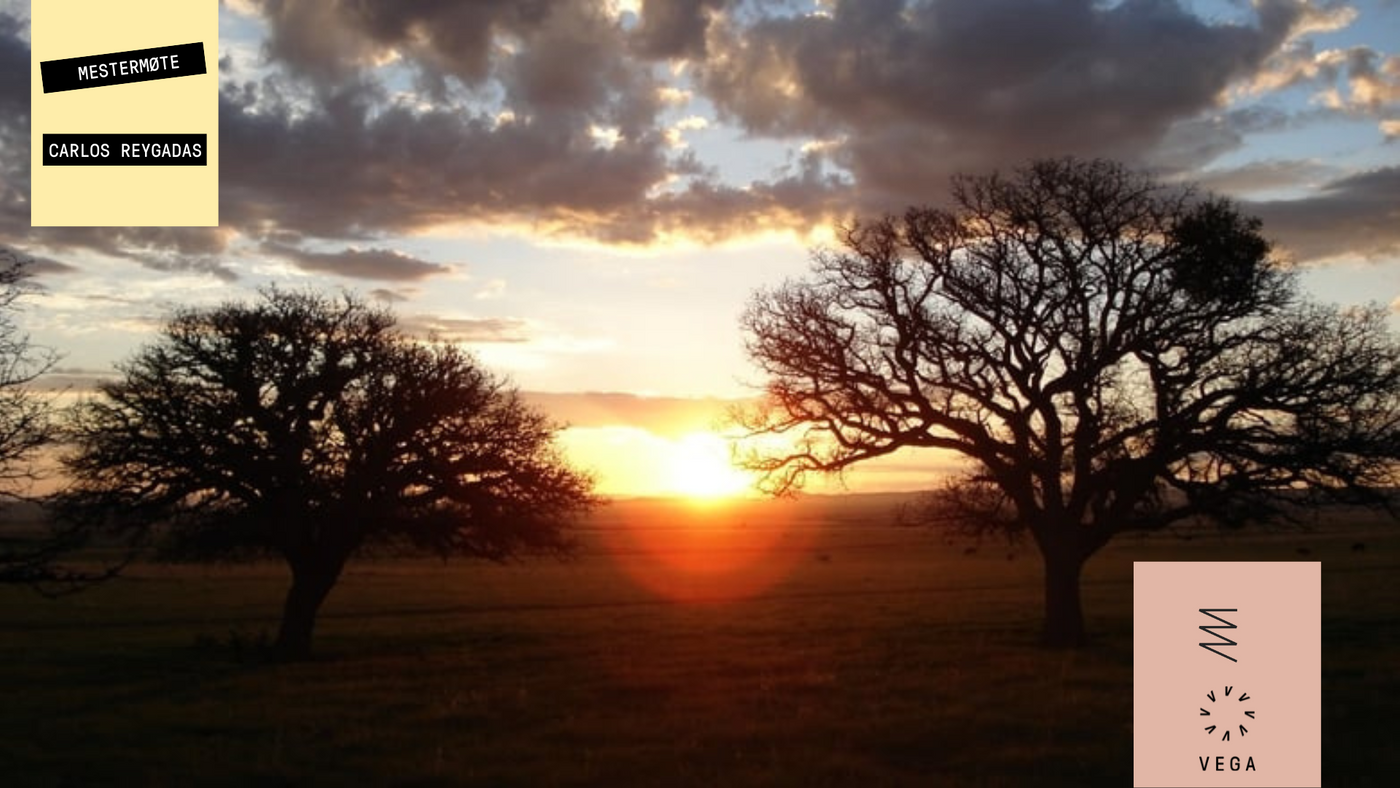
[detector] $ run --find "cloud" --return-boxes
[0,12,25,130]
[29,227,238,280]
[368,287,414,303]
[1,243,79,277]
[582,160,855,244]
[698,0,1340,205]
[0,12,33,242]
[474,279,507,300]
[244,0,663,131]
[4,4,713,263]
[1148,105,1299,175]
[35,367,121,393]
[1,1,1395,271]
[262,242,453,281]
[1191,158,1338,197]
[22,256,80,277]
[1247,40,1400,120]
[217,80,675,240]
[206,0,863,244]
[630,0,733,59]
[215,63,856,245]
[1247,39,1349,94]
[399,314,532,344]
[1328,48,1400,113]
[1248,166,1400,262]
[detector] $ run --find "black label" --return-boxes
[40,42,207,94]
[42,134,208,166]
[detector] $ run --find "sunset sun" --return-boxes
[663,432,752,500]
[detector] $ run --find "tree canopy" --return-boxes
[61,289,597,658]
[739,157,1400,646]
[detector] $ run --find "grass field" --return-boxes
[3,495,1396,786]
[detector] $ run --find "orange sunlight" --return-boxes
[662,432,753,501]
[597,499,816,604]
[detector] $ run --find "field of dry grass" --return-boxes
[3,495,1396,786]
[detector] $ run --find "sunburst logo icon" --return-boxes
[1200,685,1256,742]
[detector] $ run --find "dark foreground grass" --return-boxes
[3,498,1397,786]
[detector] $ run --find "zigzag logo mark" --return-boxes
[1199,608,1239,662]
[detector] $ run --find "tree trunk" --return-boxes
[274,558,344,661]
[1042,548,1087,648]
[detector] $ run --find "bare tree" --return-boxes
[0,248,81,589]
[738,158,1400,647]
[60,289,597,659]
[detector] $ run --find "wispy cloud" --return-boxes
[262,242,453,281]
[399,314,532,344]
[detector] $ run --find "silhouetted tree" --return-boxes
[738,158,1400,647]
[61,289,596,659]
[0,248,89,590]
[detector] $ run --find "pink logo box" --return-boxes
[1133,562,1321,787]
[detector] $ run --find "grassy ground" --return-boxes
[2,497,1396,786]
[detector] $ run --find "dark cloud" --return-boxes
[24,227,237,280]
[0,13,31,240]
[700,0,1324,204]
[0,0,832,263]
[2,1,1396,271]
[631,0,733,59]
[1,3,691,267]
[251,1,552,92]
[0,12,25,129]
[501,1,655,132]
[254,0,391,89]
[262,242,452,281]
[217,80,674,240]
[1248,167,1400,262]
[214,1,852,243]
[246,1,660,130]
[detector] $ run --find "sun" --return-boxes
[663,432,752,500]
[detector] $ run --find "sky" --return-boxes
[1,0,1399,497]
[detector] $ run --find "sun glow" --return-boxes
[663,432,752,500]
[597,499,815,604]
